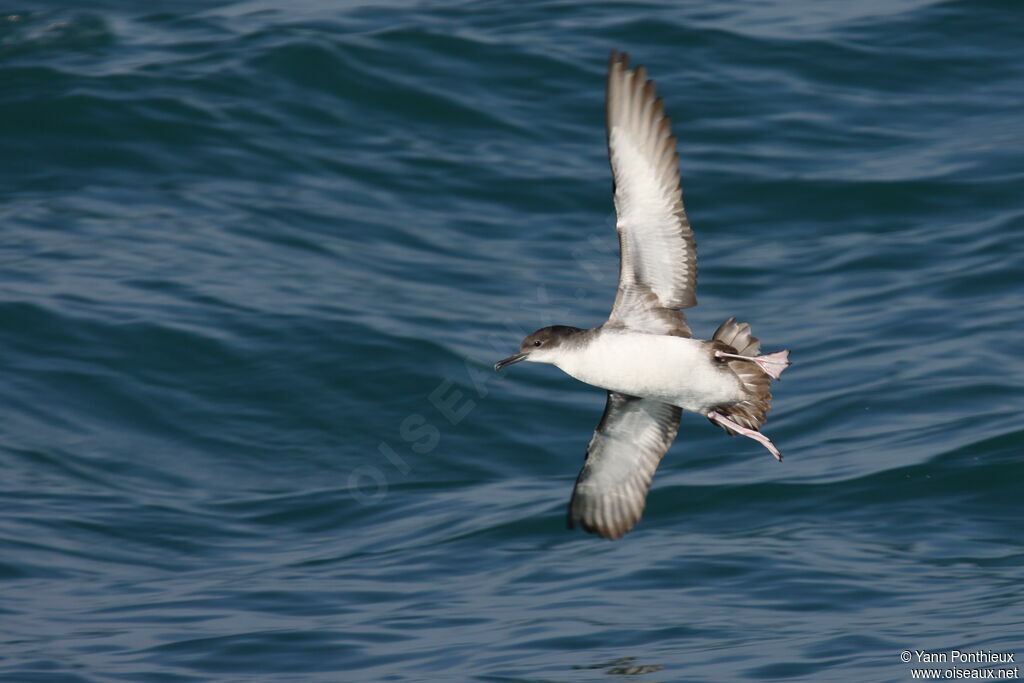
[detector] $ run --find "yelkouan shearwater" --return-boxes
[496,51,791,540]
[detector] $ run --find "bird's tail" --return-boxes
[710,317,790,433]
[712,316,760,355]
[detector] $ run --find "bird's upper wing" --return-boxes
[605,50,697,337]
[568,392,681,540]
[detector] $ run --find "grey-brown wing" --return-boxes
[605,50,696,337]
[568,392,681,540]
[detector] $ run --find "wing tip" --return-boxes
[608,49,655,92]
[568,496,639,541]
[569,493,631,540]
[573,515,630,541]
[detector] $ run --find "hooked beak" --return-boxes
[494,352,529,372]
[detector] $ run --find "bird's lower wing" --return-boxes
[568,392,681,540]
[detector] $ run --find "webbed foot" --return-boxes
[707,410,782,461]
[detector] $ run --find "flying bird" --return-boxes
[495,50,791,540]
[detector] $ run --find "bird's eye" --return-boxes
[533,340,543,347]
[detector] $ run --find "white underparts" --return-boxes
[551,331,744,413]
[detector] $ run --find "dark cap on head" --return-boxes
[494,325,585,371]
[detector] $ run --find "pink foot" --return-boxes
[715,349,791,380]
[707,410,783,461]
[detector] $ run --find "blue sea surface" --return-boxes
[2,1,1022,681]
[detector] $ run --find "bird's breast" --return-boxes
[556,332,741,411]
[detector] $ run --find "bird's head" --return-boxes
[494,325,584,371]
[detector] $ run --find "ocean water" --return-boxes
[2,1,1022,680]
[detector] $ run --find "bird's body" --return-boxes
[555,330,742,413]
[494,50,792,540]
